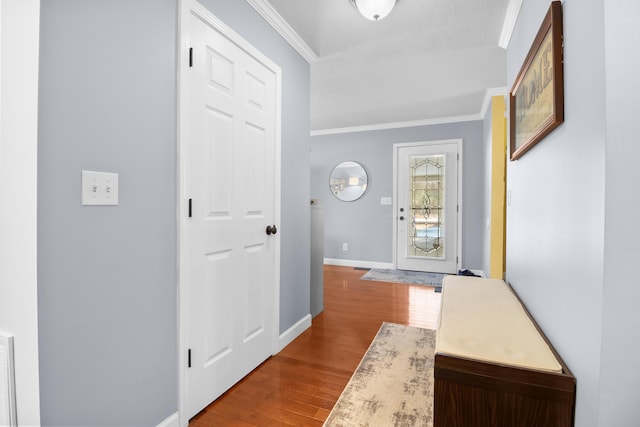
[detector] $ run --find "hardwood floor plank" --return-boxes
[190,265,442,426]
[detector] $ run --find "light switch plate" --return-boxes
[82,170,119,206]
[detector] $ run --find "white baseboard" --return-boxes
[276,313,312,352]
[156,411,179,427]
[470,269,486,278]
[324,258,394,270]
[324,258,485,277]
[168,315,313,427]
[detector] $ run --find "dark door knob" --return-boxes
[266,225,278,235]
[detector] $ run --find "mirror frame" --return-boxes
[329,161,369,202]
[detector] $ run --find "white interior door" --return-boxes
[180,3,280,419]
[395,141,460,274]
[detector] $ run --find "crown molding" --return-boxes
[480,87,508,119]
[498,0,523,49]
[311,87,508,136]
[246,0,318,63]
[311,114,483,136]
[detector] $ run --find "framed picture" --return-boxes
[510,1,564,161]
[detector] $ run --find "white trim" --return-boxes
[178,1,282,425]
[311,87,515,136]
[479,87,508,119]
[0,1,41,424]
[246,0,318,63]
[311,114,482,136]
[470,269,486,278]
[177,3,187,423]
[498,0,523,49]
[392,139,463,273]
[156,412,180,427]
[392,146,399,269]
[276,314,312,353]
[0,335,17,426]
[272,52,283,359]
[323,258,395,270]
[457,139,463,272]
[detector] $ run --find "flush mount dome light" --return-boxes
[350,0,397,21]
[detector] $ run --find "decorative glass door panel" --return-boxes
[408,155,445,258]
[395,141,459,274]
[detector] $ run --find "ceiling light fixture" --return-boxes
[350,0,397,21]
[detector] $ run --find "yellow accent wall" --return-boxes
[490,95,507,279]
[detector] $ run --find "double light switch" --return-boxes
[82,170,119,206]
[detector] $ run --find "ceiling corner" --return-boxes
[246,0,319,63]
[498,0,523,49]
[480,87,508,119]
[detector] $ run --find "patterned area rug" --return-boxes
[360,268,445,291]
[324,323,435,427]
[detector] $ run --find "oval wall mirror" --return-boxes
[329,161,368,202]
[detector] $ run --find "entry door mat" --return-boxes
[360,268,446,289]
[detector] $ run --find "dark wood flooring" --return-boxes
[190,264,442,426]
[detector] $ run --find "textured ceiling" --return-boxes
[264,0,510,131]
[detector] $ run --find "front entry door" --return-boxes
[181,2,280,419]
[395,141,460,274]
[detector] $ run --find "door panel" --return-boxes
[184,10,278,419]
[396,142,460,274]
[203,252,232,364]
[205,108,233,213]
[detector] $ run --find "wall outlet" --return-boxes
[342,243,348,251]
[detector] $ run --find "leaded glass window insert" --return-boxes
[408,154,445,258]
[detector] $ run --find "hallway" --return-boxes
[190,265,442,426]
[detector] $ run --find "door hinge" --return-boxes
[189,47,193,67]
[456,256,459,265]
[457,153,460,161]
[188,199,192,218]
[457,205,459,213]
[188,348,192,368]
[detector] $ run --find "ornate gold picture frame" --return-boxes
[510,1,564,161]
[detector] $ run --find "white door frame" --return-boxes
[392,139,463,271]
[177,1,282,424]
[0,1,41,424]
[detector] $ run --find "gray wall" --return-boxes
[504,0,640,425]
[599,0,640,424]
[311,121,484,270]
[38,1,178,424]
[37,0,310,425]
